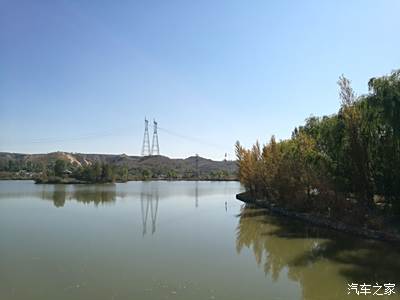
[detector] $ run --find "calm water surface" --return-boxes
[0,180,399,300]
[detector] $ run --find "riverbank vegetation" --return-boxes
[35,160,128,184]
[236,70,400,229]
[0,153,236,182]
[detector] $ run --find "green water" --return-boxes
[0,180,398,300]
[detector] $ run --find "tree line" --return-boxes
[38,160,129,183]
[0,158,235,182]
[236,70,400,222]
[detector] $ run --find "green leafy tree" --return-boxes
[54,159,66,177]
[338,75,374,209]
[236,69,400,221]
[101,163,115,182]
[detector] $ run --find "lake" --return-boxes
[0,180,399,300]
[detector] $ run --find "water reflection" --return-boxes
[236,205,400,300]
[195,180,199,208]
[140,183,159,236]
[40,184,121,207]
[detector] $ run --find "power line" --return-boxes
[158,126,226,150]
[2,123,230,157]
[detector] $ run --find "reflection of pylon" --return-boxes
[150,192,159,234]
[140,183,159,236]
[195,180,198,208]
[151,120,159,156]
[140,192,149,236]
[141,118,151,156]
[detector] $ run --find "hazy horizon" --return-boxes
[0,149,234,161]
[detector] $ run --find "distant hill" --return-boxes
[0,151,237,180]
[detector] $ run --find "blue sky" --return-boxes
[0,0,399,160]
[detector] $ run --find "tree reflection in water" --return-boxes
[236,205,400,300]
[40,184,121,207]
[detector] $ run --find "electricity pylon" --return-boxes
[151,120,159,156]
[141,118,151,156]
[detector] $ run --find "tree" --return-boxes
[367,70,400,211]
[166,169,178,179]
[235,69,400,221]
[120,166,129,182]
[54,159,66,177]
[101,163,115,182]
[92,162,102,182]
[338,75,374,210]
[141,169,152,180]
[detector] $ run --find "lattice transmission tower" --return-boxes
[141,118,151,156]
[151,120,160,155]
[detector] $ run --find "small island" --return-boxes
[34,160,125,184]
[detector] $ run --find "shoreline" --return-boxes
[34,178,238,184]
[0,178,239,184]
[236,192,400,243]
